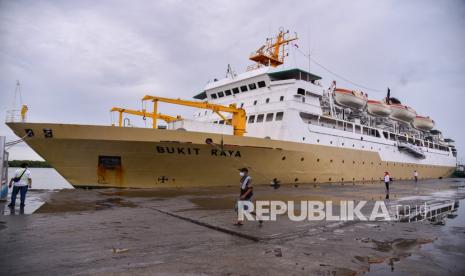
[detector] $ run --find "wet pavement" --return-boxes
[1,178,465,275]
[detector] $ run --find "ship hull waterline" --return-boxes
[7,122,455,188]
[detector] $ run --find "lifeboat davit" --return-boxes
[366,100,391,117]
[333,88,367,110]
[412,116,435,131]
[389,104,417,123]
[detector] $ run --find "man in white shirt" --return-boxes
[8,162,32,208]
[384,171,391,193]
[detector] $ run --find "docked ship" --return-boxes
[6,30,457,188]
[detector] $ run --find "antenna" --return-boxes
[13,80,23,109]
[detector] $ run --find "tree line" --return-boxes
[8,160,52,168]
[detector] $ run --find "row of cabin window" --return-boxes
[199,94,283,117]
[316,115,449,152]
[210,81,267,99]
[212,112,284,125]
[248,112,284,124]
[381,131,449,151]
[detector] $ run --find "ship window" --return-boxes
[240,85,248,92]
[266,98,270,103]
[218,91,225,98]
[275,112,284,121]
[355,125,361,134]
[383,131,389,139]
[232,88,240,94]
[253,100,257,105]
[98,156,121,170]
[302,97,305,103]
[248,83,257,90]
[256,114,264,122]
[211,94,217,99]
[248,115,255,123]
[258,81,266,88]
[213,121,218,124]
[297,88,305,95]
[280,96,284,101]
[224,89,232,96]
[219,120,224,124]
[266,113,274,122]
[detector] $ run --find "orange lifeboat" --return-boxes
[333,88,367,110]
[412,116,435,131]
[389,104,417,123]
[367,100,391,117]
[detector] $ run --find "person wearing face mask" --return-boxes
[234,168,261,226]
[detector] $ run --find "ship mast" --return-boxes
[248,29,298,69]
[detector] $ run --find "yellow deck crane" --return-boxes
[141,95,247,136]
[110,107,181,127]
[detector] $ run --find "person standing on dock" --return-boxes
[8,162,32,209]
[234,168,262,226]
[414,170,418,183]
[384,172,391,194]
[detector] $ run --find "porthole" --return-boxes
[353,161,355,164]
[353,177,355,181]
[302,137,305,141]
[362,146,365,149]
[342,143,345,146]
[341,178,344,181]
[282,156,286,160]
[330,159,333,163]
[300,157,304,161]
[342,160,345,163]
[313,178,317,182]
[330,141,333,144]
[352,144,355,147]
[329,178,332,181]
[317,139,320,143]
[362,161,365,165]
[294,178,299,182]
[317,158,320,162]
[371,147,373,150]
[371,162,374,165]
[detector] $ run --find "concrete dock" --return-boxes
[1,179,465,275]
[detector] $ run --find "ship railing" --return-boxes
[5,110,26,123]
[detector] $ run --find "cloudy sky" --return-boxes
[1,0,464,162]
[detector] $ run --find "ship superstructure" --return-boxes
[5,30,457,188]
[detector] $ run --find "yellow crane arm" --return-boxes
[141,95,246,136]
[110,107,181,127]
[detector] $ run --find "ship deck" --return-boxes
[1,178,465,275]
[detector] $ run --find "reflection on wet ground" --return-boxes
[1,178,464,275]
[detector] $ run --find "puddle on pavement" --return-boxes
[37,196,136,213]
[363,198,465,275]
[99,187,235,198]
